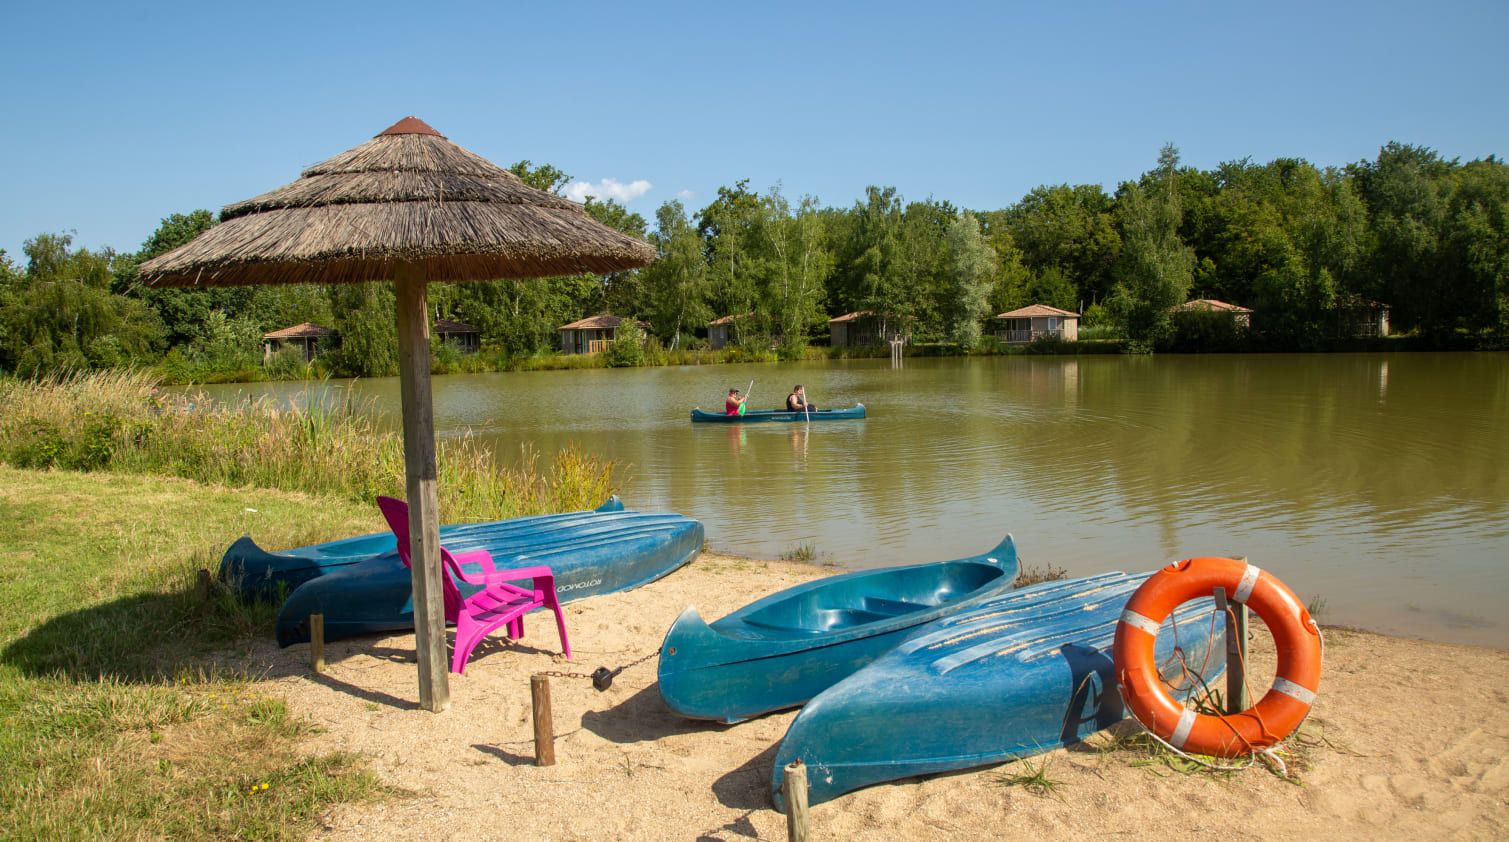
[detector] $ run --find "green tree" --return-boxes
[755,188,832,353]
[325,282,398,377]
[941,212,998,347]
[641,200,711,348]
[1109,145,1195,348]
[0,233,164,374]
[698,180,765,325]
[1005,184,1121,305]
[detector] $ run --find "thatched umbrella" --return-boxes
[140,117,656,711]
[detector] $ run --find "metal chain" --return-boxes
[535,648,662,690]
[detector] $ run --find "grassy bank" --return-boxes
[0,467,396,839]
[0,370,619,523]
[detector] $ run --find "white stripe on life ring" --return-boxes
[1272,676,1317,706]
[1119,609,1161,636]
[1169,708,1198,749]
[1233,563,1263,604]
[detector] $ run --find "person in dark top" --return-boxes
[786,385,817,412]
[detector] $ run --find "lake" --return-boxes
[191,352,1509,648]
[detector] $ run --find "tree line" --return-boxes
[2,142,1505,379]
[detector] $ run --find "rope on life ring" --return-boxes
[1112,556,1323,758]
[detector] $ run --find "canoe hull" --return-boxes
[689,404,866,423]
[770,571,1224,809]
[222,497,625,602]
[657,536,1019,723]
[274,510,703,646]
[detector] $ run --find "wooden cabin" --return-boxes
[263,322,334,362]
[1174,299,1253,328]
[707,313,750,350]
[828,311,906,347]
[434,318,480,354]
[994,305,1080,343]
[558,315,649,354]
[1336,299,1390,338]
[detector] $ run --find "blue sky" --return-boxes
[2,0,1505,260]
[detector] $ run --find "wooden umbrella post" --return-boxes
[394,265,450,713]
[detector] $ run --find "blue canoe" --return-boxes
[274,509,704,646]
[656,536,1019,723]
[221,497,626,602]
[769,571,1224,809]
[689,404,866,423]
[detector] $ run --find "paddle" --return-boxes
[740,379,753,416]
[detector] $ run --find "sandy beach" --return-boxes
[251,553,1509,841]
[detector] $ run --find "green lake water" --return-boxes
[192,352,1509,648]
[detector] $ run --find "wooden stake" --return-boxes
[783,759,809,842]
[195,568,212,602]
[394,266,450,713]
[309,613,325,674]
[531,674,555,766]
[1214,586,1248,714]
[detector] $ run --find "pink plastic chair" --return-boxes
[377,496,570,673]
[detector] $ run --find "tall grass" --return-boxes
[0,370,619,521]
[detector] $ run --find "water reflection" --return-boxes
[186,353,1509,648]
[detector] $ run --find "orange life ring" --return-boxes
[1112,557,1322,758]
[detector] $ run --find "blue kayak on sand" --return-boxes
[770,571,1224,809]
[274,508,703,646]
[221,497,626,602]
[657,535,1019,723]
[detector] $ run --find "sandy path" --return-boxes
[250,554,1508,841]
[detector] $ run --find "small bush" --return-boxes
[606,323,647,367]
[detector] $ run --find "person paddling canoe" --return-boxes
[786,385,817,413]
[725,388,748,416]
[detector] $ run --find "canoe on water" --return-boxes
[221,497,626,602]
[689,404,866,423]
[770,570,1224,809]
[657,535,1019,723]
[273,508,704,646]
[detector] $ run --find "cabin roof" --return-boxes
[559,314,626,330]
[994,304,1079,319]
[1175,298,1253,314]
[263,322,335,339]
[433,318,478,334]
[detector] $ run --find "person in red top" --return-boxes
[725,388,747,416]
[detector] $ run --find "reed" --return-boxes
[0,370,620,522]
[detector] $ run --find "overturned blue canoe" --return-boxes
[274,508,703,646]
[222,497,626,602]
[690,404,866,423]
[770,571,1224,809]
[657,536,1019,723]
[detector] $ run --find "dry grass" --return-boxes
[0,369,619,523]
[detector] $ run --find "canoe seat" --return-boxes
[862,597,934,617]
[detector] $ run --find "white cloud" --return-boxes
[676,189,695,201]
[564,177,652,203]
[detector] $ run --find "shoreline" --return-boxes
[252,551,1508,840]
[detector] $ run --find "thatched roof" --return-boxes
[263,322,334,339]
[995,304,1080,319]
[827,310,874,324]
[139,117,657,288]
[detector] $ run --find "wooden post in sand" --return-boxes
[532,674,556,766]
[783,759,810,841]
[1213,586,1248,714]
[309,614,325,673]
